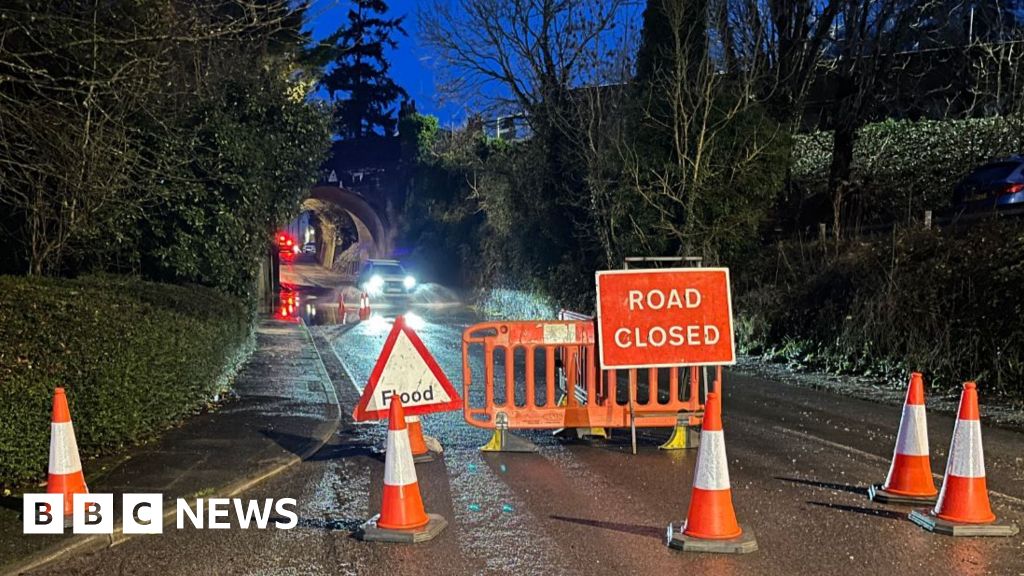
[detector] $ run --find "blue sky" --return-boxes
[306,0,469,127]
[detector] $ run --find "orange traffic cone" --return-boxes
[406,415,434,463]
[909,382,1019,536]
[47,388,88,518]
[360,398,447,542]
[869,372,938,504]
[358,292,371,321]
[668,392,757,553]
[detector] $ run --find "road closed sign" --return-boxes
[595,268,735,369]
[352,315,462,421]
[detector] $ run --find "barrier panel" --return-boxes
[462,321,703,431]
[556,309,596,407]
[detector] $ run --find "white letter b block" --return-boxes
[73,493,113,534]
[23,494,64,534]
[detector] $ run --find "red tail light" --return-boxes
[1000,183,1024,196]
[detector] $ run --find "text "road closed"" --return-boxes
[614,288,719,349]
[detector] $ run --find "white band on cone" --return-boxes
[406,415,420,423]
[894,404,929,456]
[384,429,418,486]
[693,430,730,490]
[945,419,985,478]
[49,422,83,475]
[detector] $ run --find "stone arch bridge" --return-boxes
[301,184,394,270]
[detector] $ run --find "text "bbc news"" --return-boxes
[23,494,298,534]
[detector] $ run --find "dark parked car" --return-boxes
[953,156,1024,212]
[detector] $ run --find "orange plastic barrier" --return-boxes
[462,321,703,430]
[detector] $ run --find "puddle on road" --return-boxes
[273,283,469,328]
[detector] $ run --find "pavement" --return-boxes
[0,318,340,576]
[280,254,353,291]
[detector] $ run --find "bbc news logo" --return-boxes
[23,494,298,534]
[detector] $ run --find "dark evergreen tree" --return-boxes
[622,0,786,259]
[622,0,711,257]
[321,0,408,139]
[635,0,707,88]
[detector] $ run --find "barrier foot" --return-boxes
[667,523,758,554]
[659,425,700,450]
[480,429,538,453]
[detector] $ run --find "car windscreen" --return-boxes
[963,162,1019,185]
[370,264,404,276]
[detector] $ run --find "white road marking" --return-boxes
[308,321,371,424]
[327,334,365,397]
[768,425,1024,507]
[302,319,340,409]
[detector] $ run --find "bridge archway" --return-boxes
[301,185,392,272]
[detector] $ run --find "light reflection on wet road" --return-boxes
[331,310,575,575]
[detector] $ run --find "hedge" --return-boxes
[0,275,251,487]
[734,219,1024,401]
[793,116,1024,223]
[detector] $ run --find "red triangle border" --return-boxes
[351,315,462,421]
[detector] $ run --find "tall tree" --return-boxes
[635,0,707,88]
[822,0,926,237]
[0,0,330,292]
[420,0,627,284]
[321,0,408,139]
[621,0,787,260]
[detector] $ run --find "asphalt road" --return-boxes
[32,304,1024,576]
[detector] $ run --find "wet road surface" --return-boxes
[33,306,1024,575]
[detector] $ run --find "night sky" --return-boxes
[307,0,468,127]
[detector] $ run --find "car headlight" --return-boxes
[367,275,384,291]
[403,275,416,289]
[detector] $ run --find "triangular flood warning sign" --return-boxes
[352,315,462,421]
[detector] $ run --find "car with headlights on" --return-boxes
[356,259,416,297]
